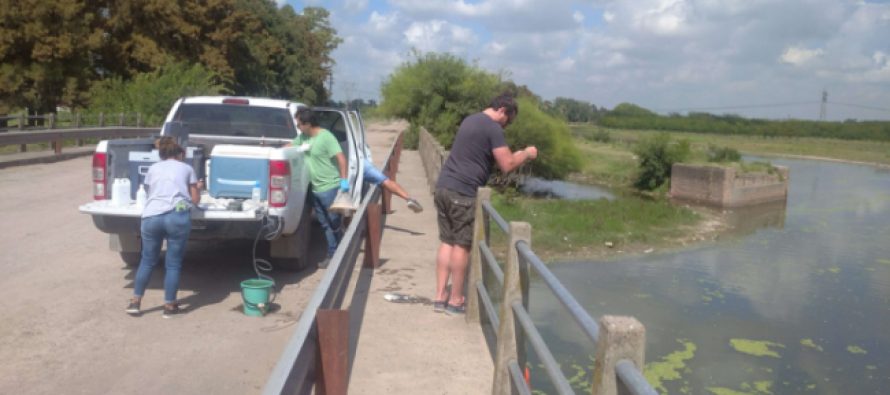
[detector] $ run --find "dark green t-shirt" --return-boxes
[436,112,507,197]
[293,129,342,192]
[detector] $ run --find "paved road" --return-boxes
[0,144,325,394]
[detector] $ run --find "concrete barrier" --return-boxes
[670,163,789,207]
[417,127,447,193]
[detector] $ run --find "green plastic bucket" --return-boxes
[240,278,274,317]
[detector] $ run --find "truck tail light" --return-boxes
[269,160,290,208]
[92,152,107,200]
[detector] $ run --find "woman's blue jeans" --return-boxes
[312,187,342,257]
[134,209,191,303]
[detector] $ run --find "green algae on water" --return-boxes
[876,258,890,266]
[847,345,867,354]
[729,339,785,358]
[800,338,824,352]
[644,339,697,394]
[707,380,774,395]
[827,267,841,274]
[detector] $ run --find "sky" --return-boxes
[283,0,890,121]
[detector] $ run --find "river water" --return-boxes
[528,157,890,394]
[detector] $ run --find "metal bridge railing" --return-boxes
[262,132,403,395]
[466,187,657,395]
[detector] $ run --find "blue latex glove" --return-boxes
[339,178,350,192]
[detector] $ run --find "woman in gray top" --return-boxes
[126,137,201,318]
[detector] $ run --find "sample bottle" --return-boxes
[252,181,262,203]
[136,185,147,209]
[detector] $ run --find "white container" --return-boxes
[112,178,132,207]
[136,185,147,209]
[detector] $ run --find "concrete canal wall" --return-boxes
[670,163,789,207]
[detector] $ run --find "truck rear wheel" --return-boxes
[269,198,313,271]
[120,252,142,267]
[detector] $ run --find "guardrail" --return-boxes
[262,132,403,395]
[0,127,159,155]
[0,112,146,132]
[466,187,657,395]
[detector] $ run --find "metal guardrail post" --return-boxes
[592,316,646,395]
[98,112,105,127]
[316,309,350,395]
[466,187,492,323]
[118,112,125,126]
[363,202,382,268]
[18,113,24,131]
[492,221,530,395]
[136,113,142,127]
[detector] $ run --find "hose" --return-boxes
[246,212,284,313]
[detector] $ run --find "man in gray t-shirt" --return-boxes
[432,93,539,315]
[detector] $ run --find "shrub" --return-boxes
[706,145,741,162]
[592,129,612,143]
[504,96,582,179]
[633,133,690,190]
[86,62,226,125]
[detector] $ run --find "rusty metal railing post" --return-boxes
[592,316,646,395]
[316,309,350,395]
[492,221,530,395]
[363,202,382,268]
[466,187,492,323]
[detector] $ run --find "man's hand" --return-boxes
[340,178,350,192]
[524,146,538,160]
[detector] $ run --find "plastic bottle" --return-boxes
[136,185,147,209]
[252,181,262,203]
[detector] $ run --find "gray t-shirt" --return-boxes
[436,112,507,197]
[142,159,197,218]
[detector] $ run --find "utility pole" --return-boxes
[820,89,828,121]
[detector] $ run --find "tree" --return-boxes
[0,0,341,116]
[0,0,105,113]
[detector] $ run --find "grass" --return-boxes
[490,191,700,260]
[571,123,890,166]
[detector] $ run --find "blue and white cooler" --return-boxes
[208,145,274,201]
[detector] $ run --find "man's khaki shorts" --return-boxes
[434,188,476,247]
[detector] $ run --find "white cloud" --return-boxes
[312,0,890,120]
[573,11,584,24]
[780,46,825,65]
[403,20,478,53]
[368,11,398,33]
[344,0,369,13]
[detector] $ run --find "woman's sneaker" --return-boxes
[162,303,182,319]
[125,300,141,316]
[406,198,423,213]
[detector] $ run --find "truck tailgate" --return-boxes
[79,201,263,221]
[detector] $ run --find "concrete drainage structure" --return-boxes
[670,163,789,208]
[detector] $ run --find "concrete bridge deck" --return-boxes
[348,120,492,394]
[0,120,492,394]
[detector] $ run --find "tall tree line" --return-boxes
[0,0,340,115]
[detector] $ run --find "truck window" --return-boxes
[314,111,348,143]
[173,104,296,138]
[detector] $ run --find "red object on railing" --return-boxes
[92,152,107,200]
[269,160,290,208]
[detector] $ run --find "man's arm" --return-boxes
[335,152,348,179]
[493,146,538,173]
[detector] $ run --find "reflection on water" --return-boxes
[531,158,890,394]
[519,177,614,200]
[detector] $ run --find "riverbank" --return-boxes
[504,123,890,262]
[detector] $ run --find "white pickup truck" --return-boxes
[79,96,369,270]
